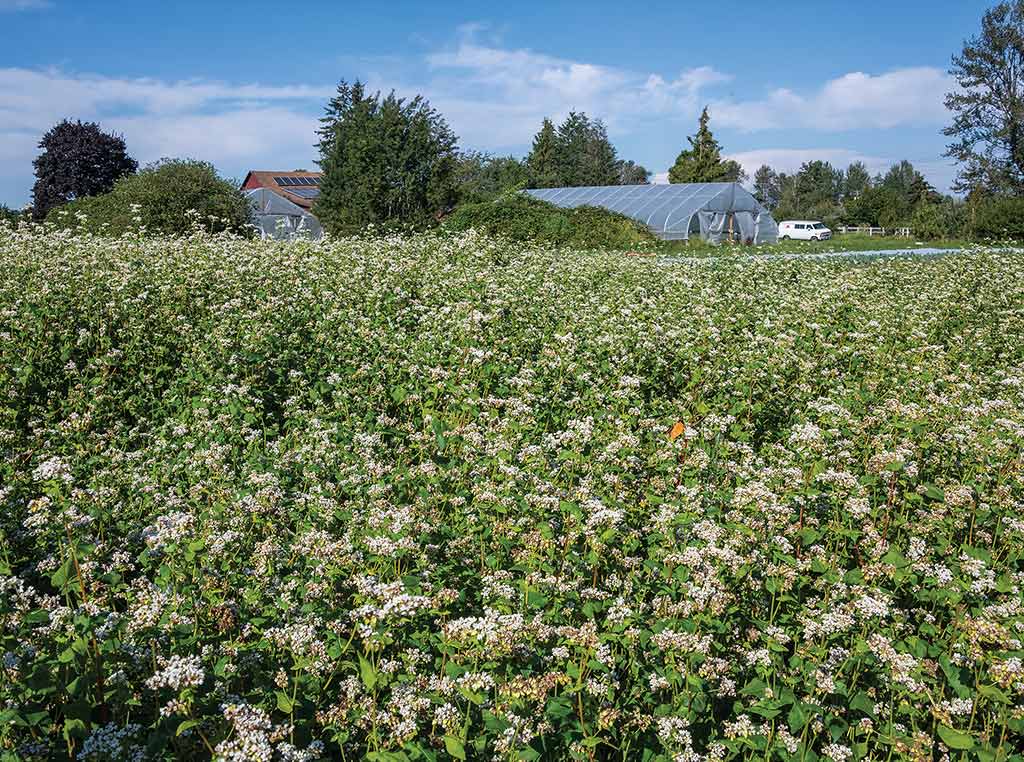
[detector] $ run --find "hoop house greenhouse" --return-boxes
[525,182,778,244]
[244,187,322,240]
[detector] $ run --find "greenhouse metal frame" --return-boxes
[525,182,778,244]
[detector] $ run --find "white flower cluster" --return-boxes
[145,654,205,691]
[32,456,73,484]
[141,511,195,550]
[76,722,143,762]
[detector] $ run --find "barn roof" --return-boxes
[241,170,322,210]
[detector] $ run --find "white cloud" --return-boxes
[725,149,958,193]
[420,36,729,148]
[0,0,51,11]
[726,148,891,177]
[710,68,952,131]
[0,67,327,206]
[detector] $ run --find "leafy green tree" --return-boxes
[31,119,137,220]
[753,165,781,209]
[844,186,900,226]
[944,1,1024,193]
[526,118,561,188]
[844,161,872,199]
[48,159,250,235]
[911,199,965,240]
[555,112,620,186]
[455,152,529,204]
[314,80,459,234]
[668,107,744,184]
[616,160,650,185]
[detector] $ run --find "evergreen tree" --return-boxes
[752,165,781,209]
[316,80,371,159]
[555,112,620,186]
[31,119,137,220]
[793,161,843,208]
[526,119,561,188]
[668,107,743,184]
[314,81,459,234]
[844,161,872,199]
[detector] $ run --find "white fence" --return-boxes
[836,226,913,238]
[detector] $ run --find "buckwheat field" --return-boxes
[2,226,1023,762]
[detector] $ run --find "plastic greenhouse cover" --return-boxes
[524,183,778,243]
[244,188,323,240]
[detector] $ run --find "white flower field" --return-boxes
[1,226,1023,761]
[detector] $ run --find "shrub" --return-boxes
[0,204,25,227]
[969,195,1024,240]
[48,159,251,236]
[910,200,965,240]
[444,193,655,249]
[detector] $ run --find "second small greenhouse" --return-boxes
[525,182,778,244]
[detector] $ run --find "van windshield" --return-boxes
[812,223,826,229]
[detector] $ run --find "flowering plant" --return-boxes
[1,223,1023,760]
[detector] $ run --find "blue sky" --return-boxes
[0,0,993,207]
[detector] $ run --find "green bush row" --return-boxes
[443,193,655,249]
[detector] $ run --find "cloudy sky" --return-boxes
[0,0,991,207]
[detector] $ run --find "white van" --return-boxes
[779,220,832,241]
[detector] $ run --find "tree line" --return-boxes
[749,159,961,237]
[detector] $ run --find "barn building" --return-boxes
[525,182,778,244]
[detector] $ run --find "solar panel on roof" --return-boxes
[289,188,320,199]
[274,177,288,186]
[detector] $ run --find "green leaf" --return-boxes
[358,654,377,691]
[62,718,87,741]
[740,678,767,697]
[937,725,974,750]
[176,719,201,736]
[444,736,466,760]
[788,702,809,732]
[978,683,1011,705]
[51,556,73,589]
[850,691,874,716]
[275,691,294,713]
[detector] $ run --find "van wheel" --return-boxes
[810,236,819,241]
[781,235,790,240]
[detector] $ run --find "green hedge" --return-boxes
[444,193,655,249]
[969,196,1024,241]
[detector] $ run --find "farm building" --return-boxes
[240,170,323,240]
[242,187,322,240]
[525,182,778,244]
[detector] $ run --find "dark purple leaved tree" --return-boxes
[31,120,138,220]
